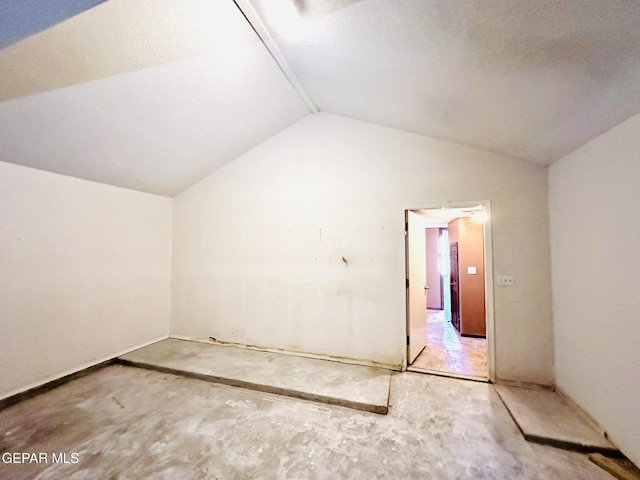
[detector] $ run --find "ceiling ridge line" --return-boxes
[232,0,318,114]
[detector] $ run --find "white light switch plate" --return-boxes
[467,266,477,274]
[497,275,514,286]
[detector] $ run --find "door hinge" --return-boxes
[406,278,409,288]
[406,335,410,345]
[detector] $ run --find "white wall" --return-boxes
[0,161,172,399]
[172,113,553,384]
[425,228,442,310]
[549,112,640,465]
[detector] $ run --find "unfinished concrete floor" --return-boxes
[495,384,617,454]
[118,339,391,414]
[0,366,612,479]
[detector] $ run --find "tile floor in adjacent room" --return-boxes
[410,309,488,378]
[0,365,612,480]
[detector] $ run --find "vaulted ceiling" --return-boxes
[1,0,640,196]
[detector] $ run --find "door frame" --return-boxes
[449,241,460,332]
[438,227,446,309]
[405,210,428,364]
[402,201,496,384]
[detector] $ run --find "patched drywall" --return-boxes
[0,0,106,49]
[0,0,259,102]
[0,161,173,399]
[172,113,553,384]
[549,112,640,466]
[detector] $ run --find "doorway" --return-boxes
[405,203,494,382]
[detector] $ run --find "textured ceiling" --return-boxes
[417,206,483,228]
[252,0,640,164]
[0,0,261,102]
[1,0,640,195]
[0,0,310,195]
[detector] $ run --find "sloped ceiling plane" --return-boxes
[1,0,640,196]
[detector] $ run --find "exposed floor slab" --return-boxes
[117,338,391,414]
[495,384,618,454]
[0,366,614,479]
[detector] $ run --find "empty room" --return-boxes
[1,1,639,478]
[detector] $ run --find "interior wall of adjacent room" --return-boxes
[0,161,173,399]
[425,228,442,310]
[549,111,640,466]
[171,112,553,384]
[448,217,486,336]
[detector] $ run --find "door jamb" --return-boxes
[402,201,496,384]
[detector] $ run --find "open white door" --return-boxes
[406,210,427,364]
